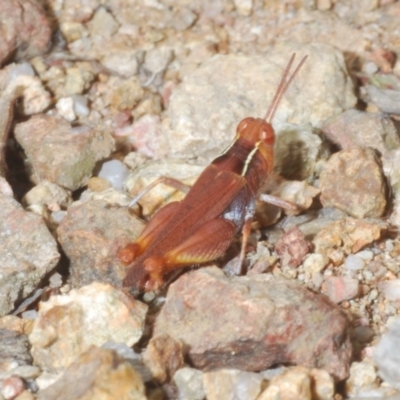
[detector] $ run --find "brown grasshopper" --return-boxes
[120,54,307,292]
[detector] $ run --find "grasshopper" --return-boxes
[120,54,307,292]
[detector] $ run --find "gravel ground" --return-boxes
[1,0,400,399]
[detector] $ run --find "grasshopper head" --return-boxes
[236,117,275,147]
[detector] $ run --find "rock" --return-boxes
[154,267,351,381]
[22,181,72,211]
[203,369,263,400]
[258,366,335,400]
[78,187,134,208]
[57,200,145,287]
[0,64,51,116]
[13,391,35,400]
[0,329,32,371]
[0,86,19,177]
[0,194,60,316]
[29,282,148,372]
[165,42,355,165]
[115,115,168,160]
[37,346,146,400]
[55,97,76,122]
[344,254,365,271]
[322,109,400,156]
[258,367,310,400]
[101,341,152,383]
[345,361,378,397]
[125,160,204,218]
[0,0,51,65]
[97,160,130,191]
[383,149,400,229]
[86,177,111,192]
[303,254,329,275]
[14,115,115,191]
[313,217,386,257]
[378,279,400,301]
[324,276,359,303]
[275,226,311,268]
[173,368,205,400]
[319,148,387,219]
[87,7,120,38]
[0,375,25,400]
[373,316,400,390]
[366,85,400,115]
[142,334,184,383]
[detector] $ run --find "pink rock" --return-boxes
[324,276,359,303]
[275,226,311,268]
[1,375,25,400]
[154,267,352,381]
[0,0,51,65]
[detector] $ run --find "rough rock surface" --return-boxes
[29,282,148,372]
[0,194,60,316]
[173,367,205,400]
[203,369,264,400]
[324,276,359,304]
[258,366,334,400]
[0,0,52,65]
[0,329,32,370]
[22,180,72,210]
[14,115,115,191]
[313,217,386,257]
[37,346,147,400]
[322,109,400,156]
[154,267,351,381]
[275,226,311,268]
[373,316,400,390]
[165,42,355,165]
[57,200,145,287]
[142,334,184,383]
[319,148,387,219]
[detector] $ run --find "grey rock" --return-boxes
[14,115,115,191]
[57,200,145,288]
[165,42,355,167]
[0,194,60,316]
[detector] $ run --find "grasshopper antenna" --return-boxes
[264,53,308,123]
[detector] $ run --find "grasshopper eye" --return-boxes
[237,117,254,134]
[260,123,275,144]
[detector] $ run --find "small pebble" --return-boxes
[1,375,25,400]
[356,250,374,261]
[379,280,400,301]
[8,62,35,81]
[373,316,400,389]
[56,97,76,121]
[344,254,365,271]
[385,240,394,252]
[87,177,112,192]
[324,276,359,303]
[72,94,90,117]
[363,61,379,75]
[353,326,374,343]
[98,160,129,191]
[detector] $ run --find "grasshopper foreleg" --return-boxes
[129,176,191,207]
